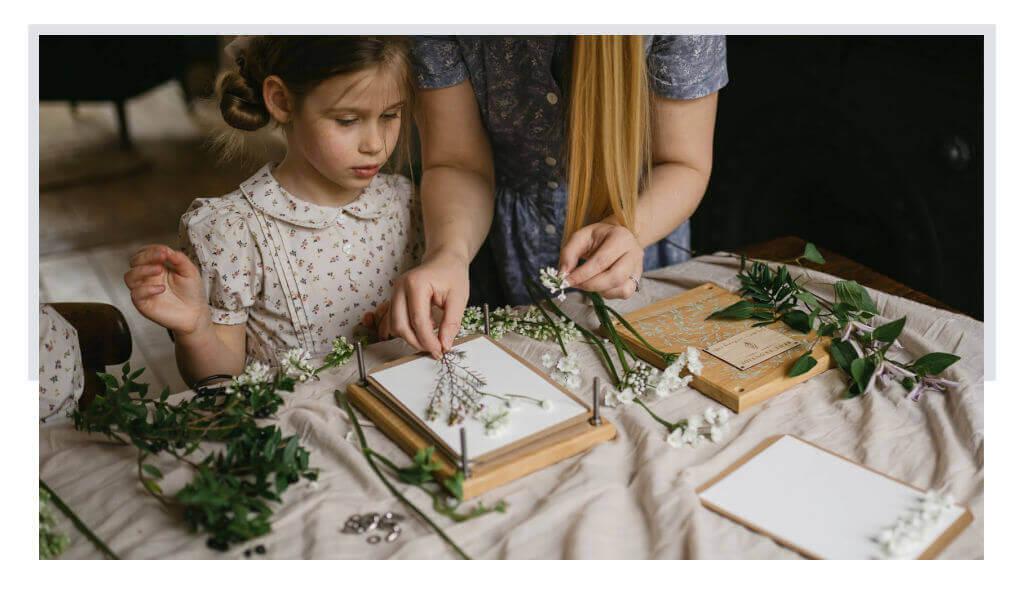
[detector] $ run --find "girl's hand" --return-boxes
[124,245,210,336]
[362,299,393,342]
[559,222,644,300]
[389,250,470,359]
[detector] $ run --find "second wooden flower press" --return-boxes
[346,310,617,500]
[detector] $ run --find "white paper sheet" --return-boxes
[698,435,967,559]
[369,337,587,460]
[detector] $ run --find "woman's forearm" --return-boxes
[630,161,711,248]
[420,165,495,264]
[173,322,246,387]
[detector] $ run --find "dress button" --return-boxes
[545,156,557,166]
[547,181,559,190]
[545,224,557,235]
[546,92,558,105]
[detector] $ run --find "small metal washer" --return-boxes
[367,535,382,544]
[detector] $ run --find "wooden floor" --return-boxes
[39,81,281,393]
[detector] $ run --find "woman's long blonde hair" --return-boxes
[563,35,652,241]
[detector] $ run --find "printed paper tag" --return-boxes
[704,327,800,371]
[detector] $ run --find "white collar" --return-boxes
[239,163,393,228]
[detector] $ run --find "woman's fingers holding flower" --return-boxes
[563,223,640,289]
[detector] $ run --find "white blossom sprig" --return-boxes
[225,361,273,394]
[540,351,583,390]
[459,304,581,344]
[280,348,316,382]
[539,266,570,302]
[874,490,958,559]
[665,407,732,448]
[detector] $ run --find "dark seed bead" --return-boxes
[244,549,251,557]
[255,544,266,554]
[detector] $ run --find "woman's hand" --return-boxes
[559,222,644,300]
[389,250,470,359]
[124,244,211,337]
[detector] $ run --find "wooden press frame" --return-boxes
[346,334,617,499]
[696,435,975,560]
[610,283,834,412]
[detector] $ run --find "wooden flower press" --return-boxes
[346,308,617,500]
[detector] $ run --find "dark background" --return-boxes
[692,35,983,319]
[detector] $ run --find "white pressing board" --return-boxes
[369,336,587,461]
[697,435,972,559]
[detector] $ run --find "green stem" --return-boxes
[523,280,569,355]
[39,480,119,560]
[631,398,674,430]
[335,391,471,560]
[604,306,673,362]
[589,293,629,375]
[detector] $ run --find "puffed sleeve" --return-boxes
[409,35,469,89]
[179,196,263,325]
[647,35,729,100]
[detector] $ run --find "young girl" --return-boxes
[124,36,422,386]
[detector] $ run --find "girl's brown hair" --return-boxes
[214,35,415,172]
[563,35,652,241]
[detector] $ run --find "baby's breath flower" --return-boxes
[226,361,273,394]
[686,347,704,376]
[539,267,570,302]
[478,403,511,437]
[280,348,315,382]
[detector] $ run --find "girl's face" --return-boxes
[286,66,404,199]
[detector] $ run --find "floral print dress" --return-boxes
[410,35,729,305]
[179,163,423,367]
[39,305,84,423]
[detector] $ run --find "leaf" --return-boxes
[818,322,838,338]
[283,436,299,466]
[850,358,876,393]
[443,471,465,502]
[871,317,906,343]
[834,280,878,315]
[787,352,817,377]
[751,321,774,327]
[142,464,163,480]
[802,242,826,264]
[829,340,858,373]
[912,352,961,376]
[781,310,812,334]
[142,478,163,495]
[795,290,819,308]
[707,300,755,320]
[842,382,862,399]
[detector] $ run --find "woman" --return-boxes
[389,35,726,359]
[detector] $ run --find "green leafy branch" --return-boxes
[68,340,355,553]
[707,243,960,400]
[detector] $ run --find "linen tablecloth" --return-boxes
[39,254,984,559]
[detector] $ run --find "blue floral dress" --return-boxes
[410,35,728,305]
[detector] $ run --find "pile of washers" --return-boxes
[342,511,405,544]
